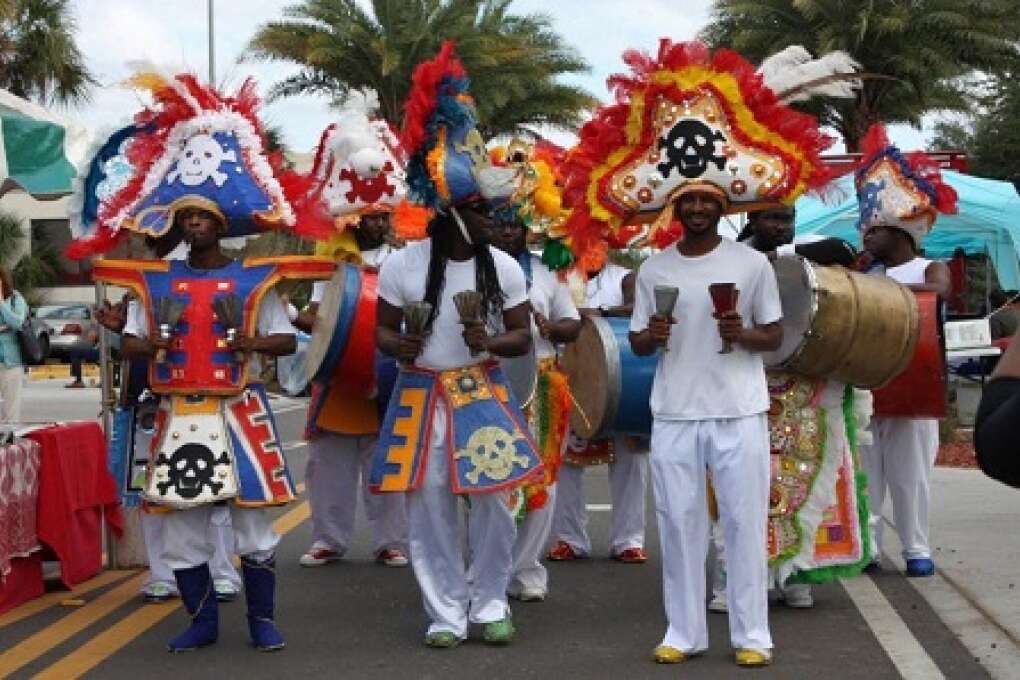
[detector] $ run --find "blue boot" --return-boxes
[167,564,218,652]
[906,558,935,577]
[241,555,285,651]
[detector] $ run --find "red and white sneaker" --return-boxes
[376,549,409,567]
[611,547,648,564]
[546,541,584,561]
[299,547,342,567]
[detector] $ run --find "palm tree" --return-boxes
[0,210,58,305]
[702,0,1020,150]
[0,0,95,106]
[246,0,594,137]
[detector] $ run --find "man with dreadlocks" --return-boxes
[369,43,542,648]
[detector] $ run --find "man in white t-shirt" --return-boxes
[292,212,408,570]
[547,253,652,564]
[494,216,581,602]
[373,199,541,647]
[630,187,783,666]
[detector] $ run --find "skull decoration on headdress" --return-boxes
[401,41,519,214]
[67,72,296,258]
[854,123,958,248]
[560,40,836,263]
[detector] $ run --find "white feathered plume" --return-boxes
[757,46,862,104]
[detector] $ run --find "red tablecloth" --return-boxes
[0,438,41,581]
[27,422,123,588]
[0,439,43,615]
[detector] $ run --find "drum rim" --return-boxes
[765,255,822,370]
[590,315,622,440]
[306,264,361,384]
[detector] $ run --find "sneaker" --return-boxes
[546,541,584,561]
[65,380,85,389]
[906,558,935,577]
[863,559,882,574]
[708,593,728,613]
[482,616,515,645]
[425,631,462,648]
[735,648,773,667]
[376,548,409,568]
[782,583,814,609]
[508,585,546,602]
[299,547,342,567]
[142,582,177,603]
[213,579,239,602]
[652,645,687,664]
[611,547,648,564]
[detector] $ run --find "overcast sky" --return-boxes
[68,0,930,153]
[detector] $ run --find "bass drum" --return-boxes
[561,315,657,439]
[764,256,918,389]
[305,263,380,398]
[872,290,947,417]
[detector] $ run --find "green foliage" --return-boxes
[246,0,595,136]
[0,0,96,105]
[702,0,1020,150]
[931,75,1020,191]
[0,210,57,300]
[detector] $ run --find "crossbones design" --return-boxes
[657,119,727,179]
[167,134,238,187]
[154,444,231,500]
[455,426,530,484]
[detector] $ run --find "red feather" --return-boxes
[400,40,466,155]
[65,227,124,260]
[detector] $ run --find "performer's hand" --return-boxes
[716,311,745,344]
[148,336,170,358]
[534,311,551,340]
[396,333,424,363]
[462,321,490,354]
[578,307,601,319]
[95,300,127,333]
[227,334,256,354]
[648,313,672,346]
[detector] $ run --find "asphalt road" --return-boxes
[0,384,996,679]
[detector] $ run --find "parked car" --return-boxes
[33,303,98,360]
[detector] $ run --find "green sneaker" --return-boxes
[425,631,462,648]
[482,616,514,645]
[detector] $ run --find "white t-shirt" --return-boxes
[123,290,293,376]
[585,262,630,308]
[310,244,395,304]
[528,254,580,360]
[377,239,528,371]
[630,238,783,420]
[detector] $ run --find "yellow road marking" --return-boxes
[26,499,311,679]
[0,570,138,630]
[0,573,148,677]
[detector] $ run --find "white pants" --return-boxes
[551,435,648,555]
[860,418,938,560]
[408,411,516,637]
[0,365,23,426]
[509,484,557,595]
[305,432,408,555]
[143,506,242,588]
[160,504,279,571]
[650,416,772,653]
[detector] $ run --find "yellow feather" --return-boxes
[126,72,170,94]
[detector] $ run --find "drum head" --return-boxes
[305,266,350,383]
[763,256,816,367]
[499,346,538,407]
[562,315,617,439]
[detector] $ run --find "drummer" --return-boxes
[492,148,581,601]
[726,204,863,611]
[292,90,410,570]
[855,124,954,578]
[546,240,652,565]
[738,206,857,266]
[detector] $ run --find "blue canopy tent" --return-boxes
[795,171,1020,291]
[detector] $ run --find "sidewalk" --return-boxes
[877,467,1020,677]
